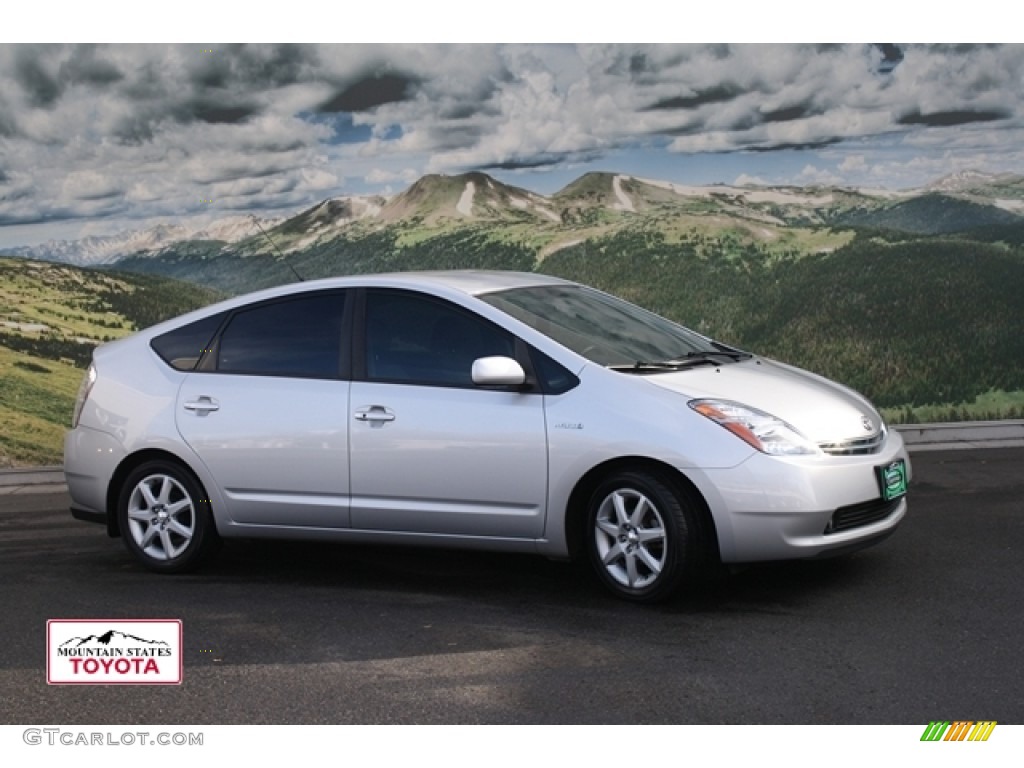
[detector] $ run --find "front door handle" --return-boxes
[183,396,220,414]
[354,405,395,424]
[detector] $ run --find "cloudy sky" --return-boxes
[2,42,1023,248]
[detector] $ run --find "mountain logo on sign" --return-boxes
[60,630,170,649]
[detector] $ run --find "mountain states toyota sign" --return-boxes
[47,619,182,685]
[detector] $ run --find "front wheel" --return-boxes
[586,470,705,602]
[117,460,220,573]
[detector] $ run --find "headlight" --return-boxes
[689,399,820,456]
[71,363,96,428]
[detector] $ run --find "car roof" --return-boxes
[270,269,573,298]
[131,270,577,342]
[383,270,573,295]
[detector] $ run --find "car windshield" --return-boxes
[480,284,730,368]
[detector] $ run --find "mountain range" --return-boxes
[2,168,1023,466]
[7,170,1024,280]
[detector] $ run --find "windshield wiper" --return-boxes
[607,357,721,373]
[672,348,752,364]
[652,347,753,366]
[607,345,753,373]
[607,360,688,372]
[708,341,753,359]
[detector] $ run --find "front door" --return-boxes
[349,289,548,538]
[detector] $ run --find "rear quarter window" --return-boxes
[150,312,227,371]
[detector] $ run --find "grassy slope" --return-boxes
[0,346,80,466]
[880,389,1024,425]
[0,257,223,466]
[5,193,1024,466]
[119,217,1024,423]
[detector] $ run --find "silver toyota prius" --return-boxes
[65,270,910,601]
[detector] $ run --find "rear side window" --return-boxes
[217,292,346,379]
[151,312,227,371]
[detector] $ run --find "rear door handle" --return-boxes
[354,405,395,423]
[183,396,220,414]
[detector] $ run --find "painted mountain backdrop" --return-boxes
[2,170,1023,465]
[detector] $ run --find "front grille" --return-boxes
[818,430,886,456]
[825,497,902,534]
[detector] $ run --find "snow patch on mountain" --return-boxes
[457,181,476,216]
[6,215,282,266]
[634,177,722,197]
[6,224,189,266]
[192,215,283,243]
[927,170,998,192]
[540,238,583,259]
[612,175,635,212]
[537,206,560,223]
[741,189,834,207]
[854,187,912,199]
[635,176,834,207]
[510,194,560,222]
[993,198,1024,212]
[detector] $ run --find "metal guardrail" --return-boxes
[894,419,1024,450]
[2,421,1023,491]
[0,467,67,486]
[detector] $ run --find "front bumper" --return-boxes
[688,433,911,563]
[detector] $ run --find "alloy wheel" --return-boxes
[126,473,196,562]
[592,488,668,590]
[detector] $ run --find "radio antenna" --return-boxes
[250,215,304,282]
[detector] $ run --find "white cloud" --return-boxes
[839,155,867,173]
[365,167,419,185]
[59,170,124,202]
[3,43,1024,241]
[798,164,842,186]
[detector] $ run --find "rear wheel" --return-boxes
[586,470,704,602]
[117,460,220,573]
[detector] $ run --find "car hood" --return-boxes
[643,358,883,444]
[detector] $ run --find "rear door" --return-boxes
[175,290,353,528]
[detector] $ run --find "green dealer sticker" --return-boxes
[877,459,908,501]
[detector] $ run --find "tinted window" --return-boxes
[151,312,227,371]
[364,290,514,387]
[530,348,579,395]
[217,292,346,378]
[481,284,718,367]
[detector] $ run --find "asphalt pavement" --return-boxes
[0,446,1021,724]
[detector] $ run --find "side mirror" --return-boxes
[471,356,526,387]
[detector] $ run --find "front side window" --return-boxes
[217,292,346,378]
[364,289,514,387]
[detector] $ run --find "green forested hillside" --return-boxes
[835,194,1023,234]
[0,258,223,466]
[538,231,1024,414]
[5,211,1024,466]
[109,224,1024,423]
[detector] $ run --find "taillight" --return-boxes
[71,363,97,428]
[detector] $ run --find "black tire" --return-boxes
[586,470,704,603]
[117,460,220,573]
